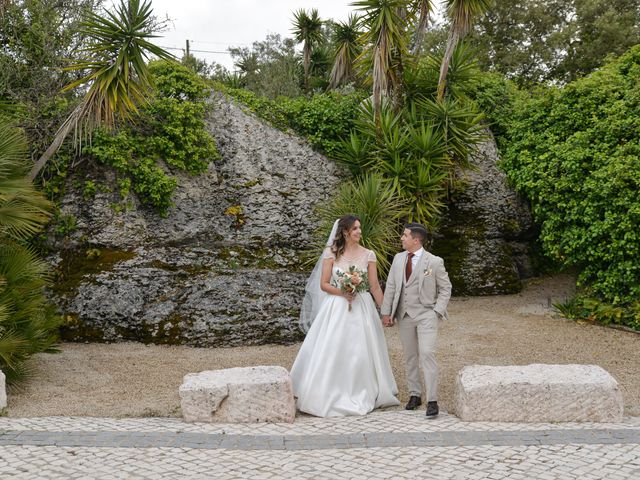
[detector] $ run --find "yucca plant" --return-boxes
[1,119,59,386]
[406,42,482,103]
[29,0,174,180]
[402,159,447,223]
[437,0,492,100]
[335,131,374,175]
[328,13,362,89]
[335,96,463,225]
[414,96,486,170]
[352,0,412,120]
[291,8,324,91]
[326,0,490,239]
[310,173,408,275]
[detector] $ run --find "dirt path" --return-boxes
[6,275,639,418]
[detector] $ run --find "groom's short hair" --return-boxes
[405,223,428,244]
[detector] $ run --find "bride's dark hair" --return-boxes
[331,214,360,259]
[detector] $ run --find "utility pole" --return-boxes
[186,39,190,57]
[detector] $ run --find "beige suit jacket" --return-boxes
[381,250,452,321]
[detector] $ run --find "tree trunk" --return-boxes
[28,105,79,180]
[303,43,311,91]
[437,30,460,101]
[411,2,432,56]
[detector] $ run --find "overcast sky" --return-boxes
[146,1,358,71]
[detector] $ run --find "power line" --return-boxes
[159,45,232,54]
[189,40,251,46]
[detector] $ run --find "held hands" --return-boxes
[381,314,394,327]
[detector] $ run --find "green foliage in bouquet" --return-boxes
[85,60,220,215]
[498,45,640,329]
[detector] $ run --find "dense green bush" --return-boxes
[213,83,291,130]
[280,92,367,156]
[465,71,524,143]
[85,61,220,215]
[215,83,366,156]
[498,46,640,328]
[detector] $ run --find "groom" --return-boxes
[381,223,452,418]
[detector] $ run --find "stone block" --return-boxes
[454,364,624,422]
[179,366,296,423]
[0,369,6,410]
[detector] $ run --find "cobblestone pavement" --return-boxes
[1,411,639,479]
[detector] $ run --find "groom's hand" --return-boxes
[382,315,393,327]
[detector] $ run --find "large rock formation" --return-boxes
[52,92,344,346]
[50,92,533,346]
[432,134,534,295]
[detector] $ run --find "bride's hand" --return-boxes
[342,291,355,301]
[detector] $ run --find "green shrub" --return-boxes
[85,61,220,215]
[213,82,290,130]
[498,46,640,328]
[556,297,640,331]
[214,82,366,156]
[465,71,525,143]
[280,92,367,156]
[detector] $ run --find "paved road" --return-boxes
[1,411,639,479]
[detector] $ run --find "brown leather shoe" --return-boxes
[425,401,439,418]
[405,396,422,410]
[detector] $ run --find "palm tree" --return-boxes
[291,8,324,91]
[29,0,174,180]
[437,0,492,100]
[0,122,51,240]
[352,0,410,122]
[328,14,362,89]
[0,118,59,385]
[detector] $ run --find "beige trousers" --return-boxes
[398,309,439,401]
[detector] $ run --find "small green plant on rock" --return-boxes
[54,213,77,236]
[85,248,101,260]
[85,61,220,216]
[82,180,97,200]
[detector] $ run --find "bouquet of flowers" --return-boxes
[334,265,370,311]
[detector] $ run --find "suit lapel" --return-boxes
[416,252,430,295]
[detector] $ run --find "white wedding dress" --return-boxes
[290,248,400,417]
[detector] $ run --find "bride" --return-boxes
[290,215,400,417]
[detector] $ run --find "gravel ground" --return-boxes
[5,274,639,418]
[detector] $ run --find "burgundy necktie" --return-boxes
[405,252,415,281]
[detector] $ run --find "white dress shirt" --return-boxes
[408,247,425,271]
